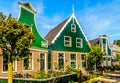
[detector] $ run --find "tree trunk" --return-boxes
[8,54,13,83]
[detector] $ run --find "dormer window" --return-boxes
[71,24,76,32]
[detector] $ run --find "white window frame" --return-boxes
[76,38,82,48]
[64,36,72,47]
[71,24,76,32]
[2,56,17,73]
[70,52,77,69]
[23,52,34,71]
[57,52,65,70]
[81,54,86,68]
[39,52,46,71]
[41,41,48,48]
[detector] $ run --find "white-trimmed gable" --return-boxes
[52,13,90,46]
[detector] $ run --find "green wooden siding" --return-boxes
[52,17,90,52]
[18,8,47,49]
[102,38,112,56]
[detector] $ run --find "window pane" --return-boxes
[58,53,64,70]
[76,38,82,48]
[103,57,106,61]
[77,43,81,47]
[82,62,86,67]
[65,42,70,45]
[64,36,71,47]
[72,24,75,28]
[71,62,75,68]
[71,24,76,32]
[3,57,8,71]
[81,54,86,60]
[108,57,110,61]
[103,44,106,52]
[71,54,76,60]
[65,37,70,41]
[40,53,45,70]
[3,55,15,71]
[70,54,76,68]
[24,53,32,70]
[77,39,81,42]
[81,54,86,68]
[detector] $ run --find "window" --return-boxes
[103,44,106,52]
[82,62,86,67]
[103,57,106,61]
[3,56,16,72]
[40,53,45,70]
[76,38,82,48]
[70,53,76,68]
[108,57,111,61]
[23,53,32,70]
[71,24,76,32]
[64,36,71,47]
[41,41,48,48]
[58,53,64,70]
[81,54,86,68]
[81,54,86,60]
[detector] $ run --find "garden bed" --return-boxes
[0,72,77,83]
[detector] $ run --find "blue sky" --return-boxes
[0,0,120,43]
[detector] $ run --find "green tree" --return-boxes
[116,40,120,47]
[87,46,105,70]
[0,12,34,83]
[116,53,120,62]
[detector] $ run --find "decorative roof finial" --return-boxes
[72,4,74,15]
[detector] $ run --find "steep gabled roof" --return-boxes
[18,2,48,49]
[45,12,90,47]
[45,17,70,44]
[18,2,36,13]
[89,38,99,46]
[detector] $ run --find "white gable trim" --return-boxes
[34,14,48,46]
[51,13,90,46]
[72,14,90,46]
[18,2,36,14]
[19,4,35,14]
[52,15,73,43]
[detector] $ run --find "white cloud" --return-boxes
[36,13,64,36]
[32,0,64,36]
[32,0,45,14]
[76,0,120,42]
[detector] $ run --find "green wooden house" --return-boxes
[45,10,90,71]
[0,2,48,77]
[17,2,48,75]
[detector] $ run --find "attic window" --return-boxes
[71,24,76,32]
[42,41,48,48]
[64,36,72,47]
[76,38,82,48]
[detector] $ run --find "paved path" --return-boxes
[97,71,120,83]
